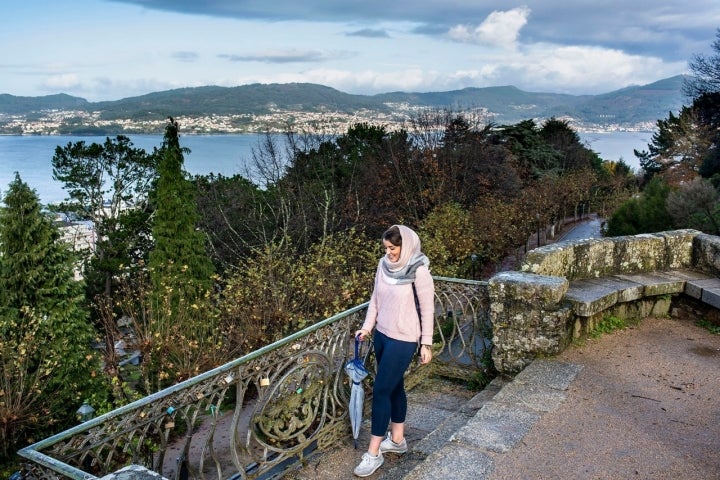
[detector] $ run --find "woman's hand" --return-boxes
[355,329,370,341]
[420,345,432,365]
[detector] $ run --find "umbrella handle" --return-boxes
[354,335,362,361]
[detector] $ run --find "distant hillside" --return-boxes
[0,93,89,115]
[0,76,689,128]
[90,83,388,119]
[374,85,590,123]
[547,76,688,125]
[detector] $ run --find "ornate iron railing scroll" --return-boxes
[18,278,489,480]
[430,277,492,382]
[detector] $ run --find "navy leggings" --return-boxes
[371,330,417,437]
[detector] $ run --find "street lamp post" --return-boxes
[77,401,95,422]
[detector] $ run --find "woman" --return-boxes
[353,225,435,477]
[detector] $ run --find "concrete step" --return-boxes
[377,376,508,480]
[284,375,506,479]
[401,360,583,480]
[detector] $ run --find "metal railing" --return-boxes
[18,277,490,480]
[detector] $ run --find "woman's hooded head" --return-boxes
[381,225,429,283]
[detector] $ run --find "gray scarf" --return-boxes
[381,253,429,284]
[380,225,429,284]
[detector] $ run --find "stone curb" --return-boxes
[403,359,583,480]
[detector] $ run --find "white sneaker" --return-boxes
[354,451,384,477]
[379,432,408,454]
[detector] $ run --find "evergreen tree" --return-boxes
[666,177,720,234]
[685,32,720,184]
[0,173,105,460]
[540,118,602,173]
[52,135,158,300]
[605,176,673,236]
[500,119,563,178]
[697,95,720,181]
[149,118,215,305]
[633,107,710,185]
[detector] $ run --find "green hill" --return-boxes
[90,83,389,119]
[547,75,687,124]
[374,85,590,123]
[0,93,88,115]
[0,76,689,128]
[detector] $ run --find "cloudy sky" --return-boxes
[2,0,719,102]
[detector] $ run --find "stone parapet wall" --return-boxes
[488,272,571,373]
[520,229,699,281]
[693,233,720,275]
[489,230,720,374]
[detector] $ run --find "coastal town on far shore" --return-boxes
[0,106,656,136]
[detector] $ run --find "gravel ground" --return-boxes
[488,315,720,480]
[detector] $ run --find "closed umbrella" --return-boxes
[345,335,369,449]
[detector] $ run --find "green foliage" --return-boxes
[419,167,602,278]
[635,99,714,186]
[501,119,564,177]
[638,108,704,184]
[605,176,674,236]
[126,118,223,391]
[418,203,478,278]
[220,242,297,351]
[605,197,643,236]
[192,114,612,280]
[220,229,377,351]
[694,93,720,179]
[277,125,378,248]
[275,123,416,249]
[51,134,157,300]
[590,315,627,338]
[592,160,638,220]
[112,269,229,392]
[290,228,377,327]
[695,318,720,335]
[540,118,603,173]
[149,119,215,308]
[0,174,106,461]
[430,115,522,206]
[194,173,272,271]
[466,348,497,391]
[666,177,720,234]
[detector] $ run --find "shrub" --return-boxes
[419,203,478,278]
[219,229,378,352]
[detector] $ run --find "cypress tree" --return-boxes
[149,118,215,305]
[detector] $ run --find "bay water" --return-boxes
[0,131,652,205]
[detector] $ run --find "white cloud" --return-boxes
[42,75,183,101]
[220,49,351,64]
[448,7,530,47]
[513,44,687,92]
[452,43,689,94]
[231,41,687,96]
[42,74,82,91]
